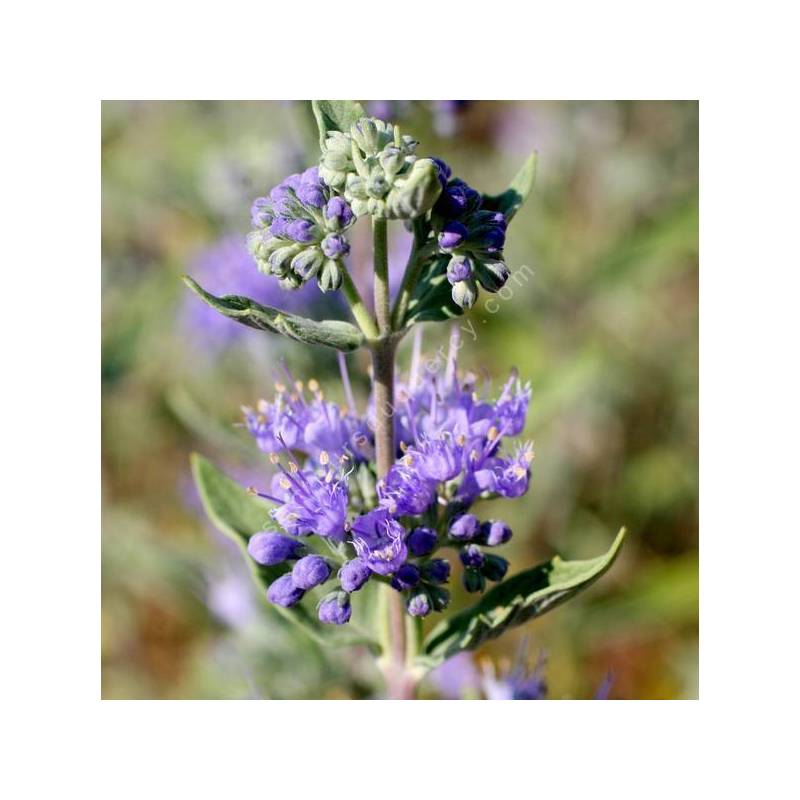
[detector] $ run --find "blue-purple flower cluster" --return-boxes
[429,161,511,309]
[247,166,355,292]
[241,342,533,625]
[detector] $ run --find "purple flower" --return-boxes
[449,513,479,541]
[480,520,512,547]
[431,653,482,699]
[407,526,438,557]
[459,544,485,569]
[247,531,306,566]
[267,573,305,608]
[321,233,350,258]
[291,555,333,590]
[272,468,348,541]
[391,563,421,591]
[339,557,371,592]
[324,196,354,229]
[318,591,352,625]
[378,463,437,516]
[421,558,451,584]
[350,508,408,576]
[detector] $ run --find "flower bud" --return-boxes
[446,254,473,284]
[317,259,343,292]
[339,557,371,592]
[251,196,273,228]
[290,247,325,280]
[480,520,513,547]
[481,554,509,582]
[247,531,305,566]
[476,260,510,292]
[406,588,432,617]
[451,278,478,309]
[427,585,451,611]
[391,563,421,591]
[317,590,352,625]
[421,558,451,584]
[321,233,350,259]
[385,158,443,219]
[407,526,438,557]
[291,555,333,590]
[439,221,469,251]
[459,544,485,569]
[462,569,486,594]
[267,573,305,607]
[449,513,479,541]
[323,196,354,231]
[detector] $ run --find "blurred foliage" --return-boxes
[102,100,697,699]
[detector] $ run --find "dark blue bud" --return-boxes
[339,557,371,593]
[406,589,432,617]
[480,520,513,547]
[421,558,451,584]
[391,563,421,591]
[449,513,479,541]
[459,544,485,569]
[462,569,486,594]
[476,260,510,292]
[407,526,438,557]
[247,531,305,566]
[317,590,352,625]
[481,554,509,582]
[291,555,333,590]
[267,573,305,607]
[438,221,469,251]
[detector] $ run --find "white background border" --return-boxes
[4,1,798,796]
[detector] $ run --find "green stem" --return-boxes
[371,215,415,699]
[391,218,427,329]
[340,267,379,340]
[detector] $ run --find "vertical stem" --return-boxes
[371,215,414,699]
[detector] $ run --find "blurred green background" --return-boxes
[101,100,698,699]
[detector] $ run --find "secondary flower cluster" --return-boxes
[429,163,511,309]
[247,166,355,292]
[241,342,533,625]
[319,117,442,219]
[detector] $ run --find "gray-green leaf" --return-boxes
[418,527,626,670]
[482,151,538,222]
[183,276,364,351]
[311,100,366,149]
[190,453,373,647]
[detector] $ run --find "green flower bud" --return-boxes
[269,243,303,276]
[451,277,479,309]
[317,259,343,292]
[290,247,325,280]
[350,117,394,155]
[462,568,486,594]
[385,158,443,220]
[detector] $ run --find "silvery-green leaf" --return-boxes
[481,151,538,222]
[417,528,626,670]
[312,100,366,149]
[191,454,375,648]
[183,276,364,351]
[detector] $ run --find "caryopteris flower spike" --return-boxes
[187,101,624,700]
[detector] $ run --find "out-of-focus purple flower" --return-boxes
[430,653,482,699]
[483,651,548,700]
[291,555,333,590]
[350,508,408,576]
[207,572,257,629]
[247,531,306,565]
[180,236,318,352]
[338,558,371,593]
[267,573,305,608]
